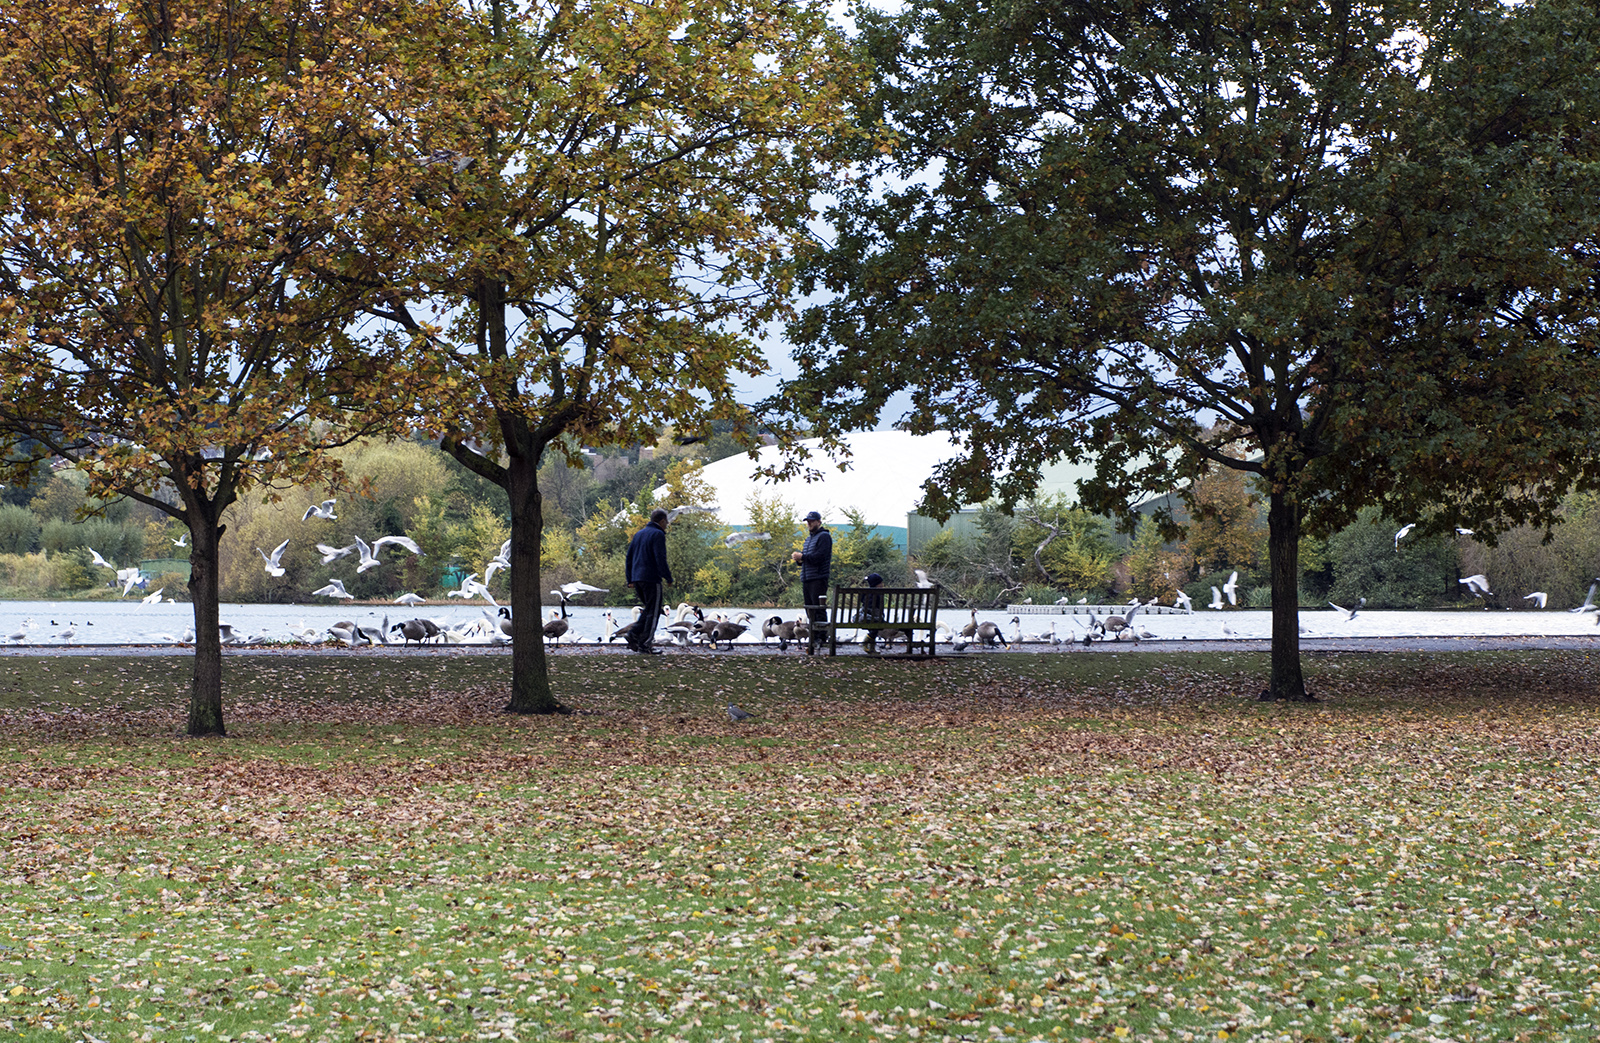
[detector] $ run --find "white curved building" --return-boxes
[670,431,1101,551]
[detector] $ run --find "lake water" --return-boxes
[1,598,1595,647]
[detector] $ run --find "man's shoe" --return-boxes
[635,645,662,654]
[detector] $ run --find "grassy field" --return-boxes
[2,648,1599,1043]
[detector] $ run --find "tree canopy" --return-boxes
[785,0,1600,699]
[372,0,864,712]
[0,0,451,732]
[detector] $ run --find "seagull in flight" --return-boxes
[724,531,771,548]
[88,548,115,571]
[310,578,354,599]
[1208,586,1226,610]
[1393,522,1416,550]
[1570,581,1599,614]
[355,535,422,573]
[141,587,165,605]
[446,572,497,606]
[117,566,145,596]
[914,569,935,589]
[1329,598,1365,620]
[316,542,356,563]
[394,592,427,606]
[1222,571,1240,605]
[1522,591,1548,609]
[1459,574,1492,598]
[484,539,512,584]
[1173,589,1193,613]
[302,500,338,521]
[258,538,289,577]
[555,581,608,598]
[171,533,189,548]
[666,505,715,522]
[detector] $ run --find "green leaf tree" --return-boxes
[0,0,450,733]
[375,0,862,711]
[785,0,1600,700]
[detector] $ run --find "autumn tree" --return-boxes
[372,0,862,712]
[786,0,1600,700]
[0,0,453,734]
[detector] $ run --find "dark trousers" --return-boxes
[802,578,829,648]
[632,581,664,648]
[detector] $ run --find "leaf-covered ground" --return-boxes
[2,649,1599,1042]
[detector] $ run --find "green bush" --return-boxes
[0,504,41,555]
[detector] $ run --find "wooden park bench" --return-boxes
[826,585,942,657]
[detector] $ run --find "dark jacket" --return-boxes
[625,522,672,585]
[797,527,832,582]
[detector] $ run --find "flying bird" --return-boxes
[727,704,756,722]
[117,566,145,596]
[393,592,427,606]
[140,588,165,605]
[724,531,771,548]
[1208,586,1226,611]
[258,538,289,577]
[316,542,356,563]
[1523,591,1548,609]
[302,500,338,521]
[1393,522,1416,550]
[310,578,354,599]
[446,572,497,605]
[1173,589,1193,613]
[171,533,189,548]
[666,505,715,521]
[87,548,115,571]
[914,569,934,589]
[1570,581,1599,614]
[1459,574,1492,598]
[555,581,608,598]
[355,535,423,573]
[1222,571,1240,605]
[1329,598,1365,620]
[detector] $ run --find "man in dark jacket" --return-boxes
[790,510,832,653]
[624,509,672,654]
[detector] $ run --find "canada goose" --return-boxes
[1103,601,1141,636]
[543,606,569,644]
[391,618,430,645]
[775,616,809,651]
[258,538,289,577]
[606,606,645,645]
[707,613,752,649]
[975,619,1006,648]
[302,500,337,521]
[311,578,354,599]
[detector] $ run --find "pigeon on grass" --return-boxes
[727,704,757,723]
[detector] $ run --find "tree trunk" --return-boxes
[504,453,564,714]
[1262,489,1310,702]
[185,511,227,735]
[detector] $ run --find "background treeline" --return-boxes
[3,435,1596,609]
